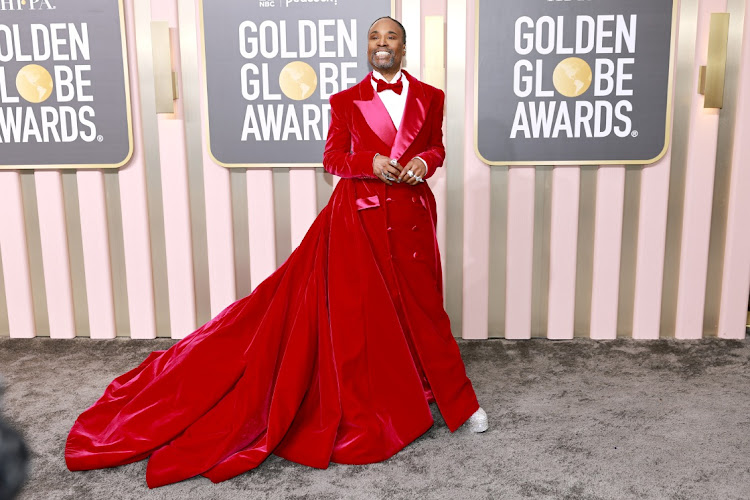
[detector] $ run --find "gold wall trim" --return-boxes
[103,172,132,337]
[315,169,334,214]
[135,0,171,338]
[703,13,731,109]
[661,0,700,339]
[487,166,508,338]
[0,247,8,336]
[151,21,176,115]
[531,166,553,337]
[19,173,50,337]
[704,0,746,335]
[617,167,642,338]
[61,172,90,337]
[272,169,293,266]
[573,166,598,337]
[230,169,252,299]
[178,0,212,327]
[445,0,467,336]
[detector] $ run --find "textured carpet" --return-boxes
[1,337,749,500]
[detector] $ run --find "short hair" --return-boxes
[369,16,406,45]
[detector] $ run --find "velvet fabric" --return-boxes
[65,71,479,488]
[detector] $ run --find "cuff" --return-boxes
[413,156,429,177]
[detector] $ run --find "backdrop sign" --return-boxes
[0,0,132,169]
[200,0,392,167]
[475,0,677,165]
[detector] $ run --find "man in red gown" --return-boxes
[65,16,486,489]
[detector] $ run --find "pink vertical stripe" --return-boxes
[589,167,626,340]
[505,166,535,339]
[718,5,750,339]
[120,0,156,339]
[631,154,671,339]
[34,172,75,338]
[289,169,318,250]
[158,119,197,339]
[0,173,35,338]
[547,167,580,340]
[247,170,277,291]
[191,0,236,316]
[674,0,726,340]
[77,171,116,338]
[461,0,489,340]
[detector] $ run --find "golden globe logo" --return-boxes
[239,19,357,142]
[0,0,56,11]
[0,22,98,144]
[510,14,637,140]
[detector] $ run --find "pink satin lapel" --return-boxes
[354,94,397,148]
[390,84,427,161]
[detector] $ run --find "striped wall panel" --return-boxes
[1,0,749,341]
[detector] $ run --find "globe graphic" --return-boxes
[552,57,592,98]
[279,61,317,101]
[16,64,54,103]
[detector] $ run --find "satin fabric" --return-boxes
[65,71,479,488]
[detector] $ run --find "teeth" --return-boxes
[376,51,390,56]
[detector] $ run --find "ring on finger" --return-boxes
[407,170,415,178]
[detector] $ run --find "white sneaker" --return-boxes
[466,407,488,433]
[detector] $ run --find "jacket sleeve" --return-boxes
[410,89,446,180]
[323,94,379,179]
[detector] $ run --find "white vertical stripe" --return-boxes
[505,166,535,339]
[34,172,75,339]
[0,173,36,338]
[589,167,626,340]
[547,167,580,340]
[77,171,117,338]
[248,170,278,290]
[632,157,671,339]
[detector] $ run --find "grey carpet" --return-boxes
[1,337,749,500]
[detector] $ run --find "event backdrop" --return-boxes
[0,0,132,169]
[0,0,748,343]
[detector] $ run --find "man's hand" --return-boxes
[373,154,403,185]
[397,158,427,185]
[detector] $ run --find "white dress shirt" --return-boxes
[371,69,428,173]
[371,69,408,129]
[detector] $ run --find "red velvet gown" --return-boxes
[65,71,479,488]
